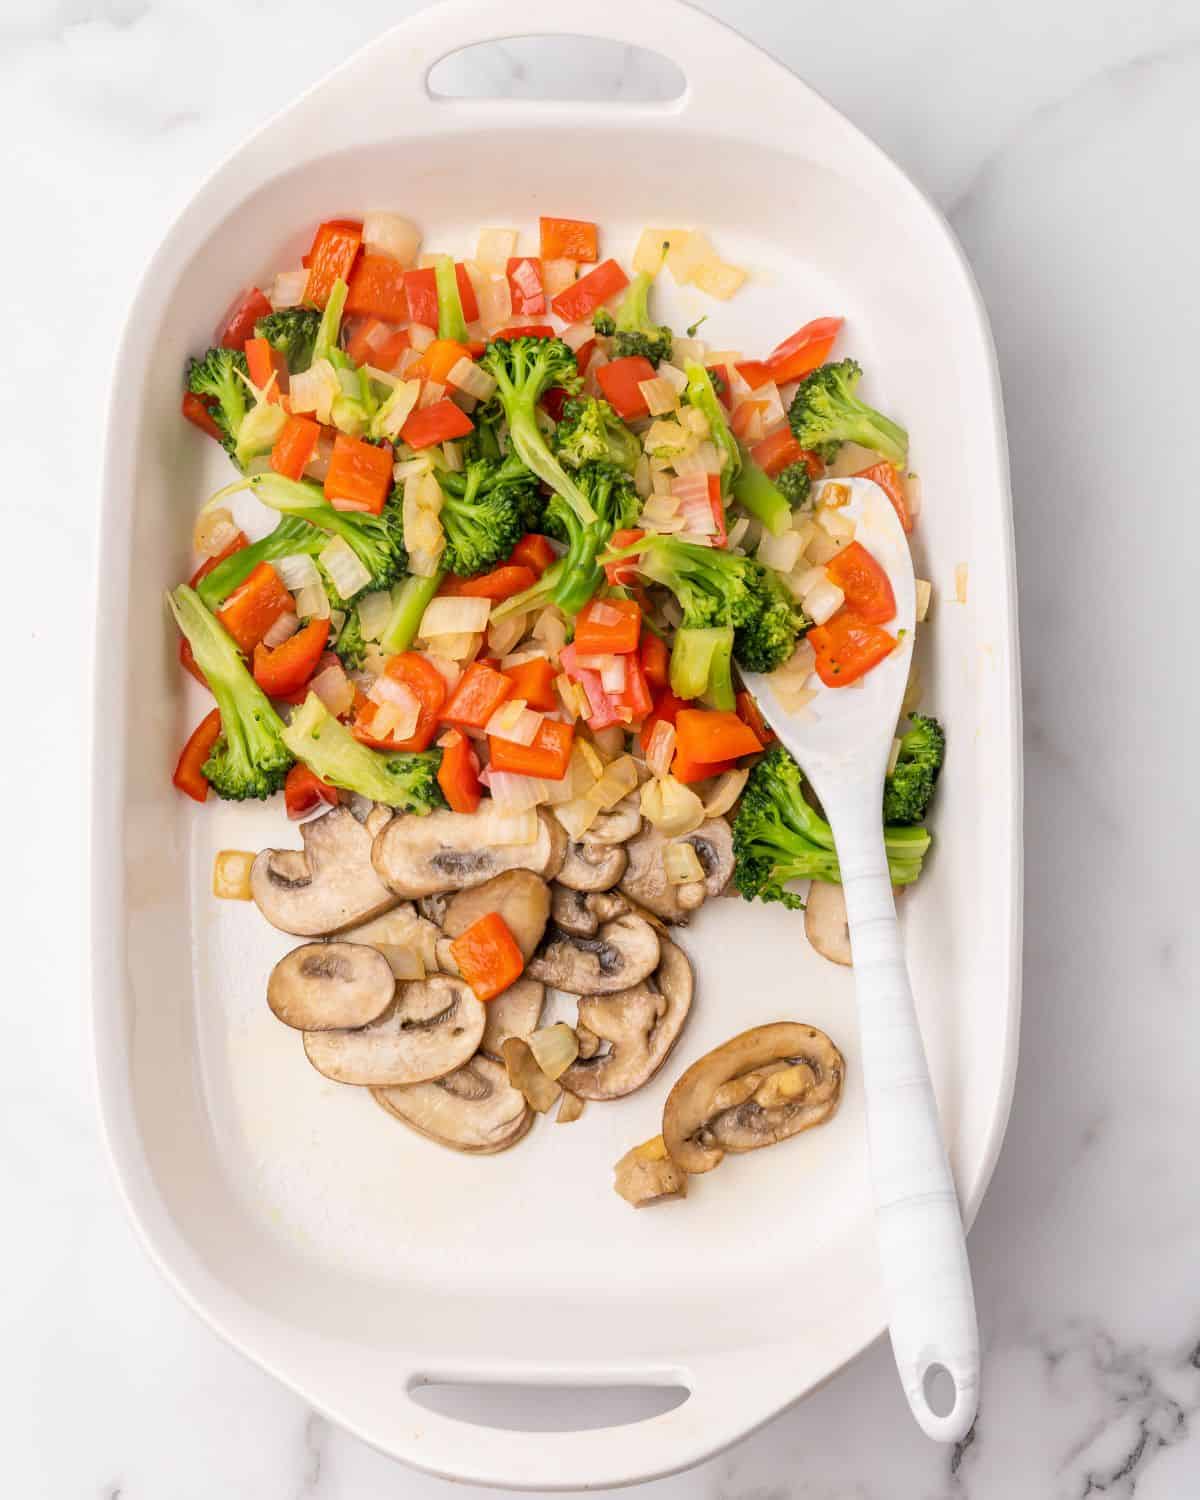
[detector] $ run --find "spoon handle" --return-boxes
[821,782,980,1442]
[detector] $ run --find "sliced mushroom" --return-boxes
[303,974,485,1087]
[585,799,643,845]
[372,1055,532,1154]
[528,912,660,995]
[372,809,565,898]
[418,893,448,925]
[340,903,441,978]
[550,885,628,937]
[618,818,734,923]
[442,871,551,961]
[251,807,398,937]
[557,840,627,892]
[268,942,395,1032]
[481,976,545,1058]
[558,936,692,1100]
[614,1137,688,1207]
[805,882,853,966]
[662,1022,845,1175]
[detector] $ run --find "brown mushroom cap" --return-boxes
[268,942,395,1032]
[528,912,660,995]
[251,807,398,937]
[805,882,853,966]
[550,886,628,937]
[372,809,566,898]
[442,871,551,961]
[662,1022,845,1174]
[372,1055,532,1154]
[303,974,485,1086]
[480,976,545,1058]
[618,818,734,923]
[558,936,693,1100]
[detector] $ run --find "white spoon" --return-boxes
[742,476,979,1442]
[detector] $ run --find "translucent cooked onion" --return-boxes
[554,673,586,721]
[261,611,300,650]
[904,473,922,518]
[293,583,330,620]
[394,453,433,481]
[587,755,639,809]
[369,673,418,709]
[356,589,393,643]
[532,606,568,655]
[480,770,550,814]
[487,610,527,657]
[419,595,490,637]
[501,1037,560,1113]
[289,359,339,424]
[644,720,676,779]
[645,418,693,458]
[817,506,855,541]
[418,379,446,410]
[477,276,512,333]
[310,659,354,717]
[193,505,239,559]
[600,656,627,694]
[638,377,678,417]
[757,529,805,573]
[476,227,517,269]
[374,379,421,440]
[955,563,968,604]
[553,795,601,840]
[559,318,593,352]
[447,357,497,401]
[701,767,749,819]
[527,1023,580,1081]
[421,652,463,692]
[212,851,255,900]
[542,258,577,299]
[409,322,436,350]
[270,269,309,309]
[486,700,543,746]
[557,1091,585,1124]
[915,578,932,622]
[633,454,653,499]
[663,840,705,886]
[319,535,372,600]
[374,944,425,981]
[802,577,845,626]
[363,212,420,266]
[640,775,705,836]
[690,259,748,301]
[368,697,418,743]
[681,405,710,438]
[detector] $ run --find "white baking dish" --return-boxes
[91,0,1022,1488]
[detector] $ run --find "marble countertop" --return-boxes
[7,1,1199,1495]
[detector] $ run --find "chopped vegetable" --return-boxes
[551,258,629,323]
[281,692,443,811]
[574,596,641,655]
[808,607,897,687]
[436,728,482,813]
[219,287,273,350]
[488,717,574,780]
[596,355,657,421]
[173,708,223,803]
[824,540,896,625]
[304,219,362,309]
[674,708,762,764]
[503,656,557,711]
[252,617,330,698]
[212,849,256,899]
[401,398,475,450]
[449,911,526,1001]
[854,459,914,533]
[540,217,598,263]
[440,660,513,729]
[788,359,908,468]
[284,763,340,819]
[882,714,945,825]
[353,652,447,751]
[216,562,294,653]
[324,433,394,514]
[239,473,407,594]
[345,251,409,321]
[592,270,673,364]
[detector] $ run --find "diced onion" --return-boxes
[261,611,300,650]
[500,647,547,671]
[310,659,354,718]
[955,563,969,604]
[665,229,715,285]
[418,379,446,410]
[502,1037,560,1113]
[650,469,674,498]
[394,452,434,481]
[803,577,845,625]
[681,405,710,438]
[527,1023,580,1081]
[409,322,436,351]
[532,606,568,656]
[486,699,543,746]
[656,361,688,394]
[477,276,512,333]
[690,259,748,301]
[374,379,421,440]
[600,656,627,694]
[638,377,678,417]
[644,720,676,779]
[447,357,497,400]
[476,227,517,269]
[363,213,420,266]
[633,454,653,499]
[430,630,482,662]
[213,851,255,900]
[421,652,463,693]
[805,528,850,565]
[817,505,856,541]
[369,673,418,709]
[732,402,765,443]
[640,775,705,836]
[754,380,786,431]
[702,767,749,819]
[193,505,239,559]
[576,738,607,779]
[375,944,426,981]
[904,473,922,519]
[542,258,577,299]
[555,673,587,721]
[289,359,339,424]
[664,840,705,886]
[293,583,330,620]
[587,755,639,810]
[642,492,681,526]
[633,227,689,276]
[559,318,593,352]
[367,695,419,743]
[670,337,704,366]
[556,1090,585,1124]
[319,535,372,600]
[487,610,528,657]
[771,638,817,687]
[726,516,750,552]
[794,564,828,598]
[420,595,490,638]
[270,269,309,309]
[915,578,932,622]
[356,589,393,643]
[482,768,551,813]
[645,419,694,458]
[827,442,884,478]
[791,517,819,556]
[553,796,601,840]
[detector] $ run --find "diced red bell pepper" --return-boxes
[551,259,629,323]
[508,533,556,576]
[179,636,206,687]
[487,717,575,780]
[189,530,248,589]
[412,337,473,385]
[493,323,555,340]
[503,656,557,711]
[216,562,294,653]
[439,565,536,602]
[808,608,898,687]
[173,708,222,802]
[284,763,339,819]
[707,475,729,547]
[540,217,599,263]
[618,654,653,720]
[244,336,286,399]
[604,528,645,587]
[750,427,823,479]
[352,652,448,751]
[181,390,224,443]
[345,318,411,371]
[449,911,526,1001]
[541,387,571,423]
[440,661,513,729]
[672,748,737,784]
[506,256,545,316]
[639,687,687,749]
[639,630,669,690]
[218,287,272,350]
[763,316,843,384]
[437,728,482,814]
[824,540,896,625]
[596,355,657,421]
[854,460,914,534]
[400,399,474,450]
[304,220,363,309]
[252,618,330,698]
[345,252,409,321]
[324,432,394,514]
[270,415,321,481]
[456,263,480,323]
[574,596,642,655]
[674,708,762,764]
[402,266,438,328]
[575,337,598,377]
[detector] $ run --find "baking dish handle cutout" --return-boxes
[428,35,687,104]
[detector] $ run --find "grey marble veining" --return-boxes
[4,1,1198,1496]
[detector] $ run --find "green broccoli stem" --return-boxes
[616,271,653,333]
[313,278,349,366]
[197,516,325,610]
[435,256,468,343]
[380,571,443,654]
[684,361,741,498]
[506,406,597,525]
[731,447,792,535]
[282,692,443,812]
[241,473,366,556]
[670,626,735,710]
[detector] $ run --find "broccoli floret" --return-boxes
[493,461,639,620]
[254,308,321,373]
[553,396,641,474]
[735,565,810,675]
[733,744,931,908]
[774,461,813,509]
[480,336,595,523]
[196,515,326,611]
[186,346,287,470]
[281,692,444,812]
[437,455,544,577]
[238,473,406,594]
[684,361,740,498]
[882,714,946,825]
[333,606,367,671]
[787,359,908,468]
[167,585,292,800]
[592,270,674,364]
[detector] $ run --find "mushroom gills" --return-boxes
[558,936,693,1101]
[618,818,734,924]
[372,808,566,898]
[372,1055,532,1154]
[527,912,661,995]
[556,840,627,893]
[550,885,628,937]
[662,1022,845,1175]
[251,807,399,937]
[303,974,485,1086]
[268,942,395,1031]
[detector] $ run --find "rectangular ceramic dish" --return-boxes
[91,0,1022,1487]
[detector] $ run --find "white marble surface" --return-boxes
[5,1,1199,1495]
